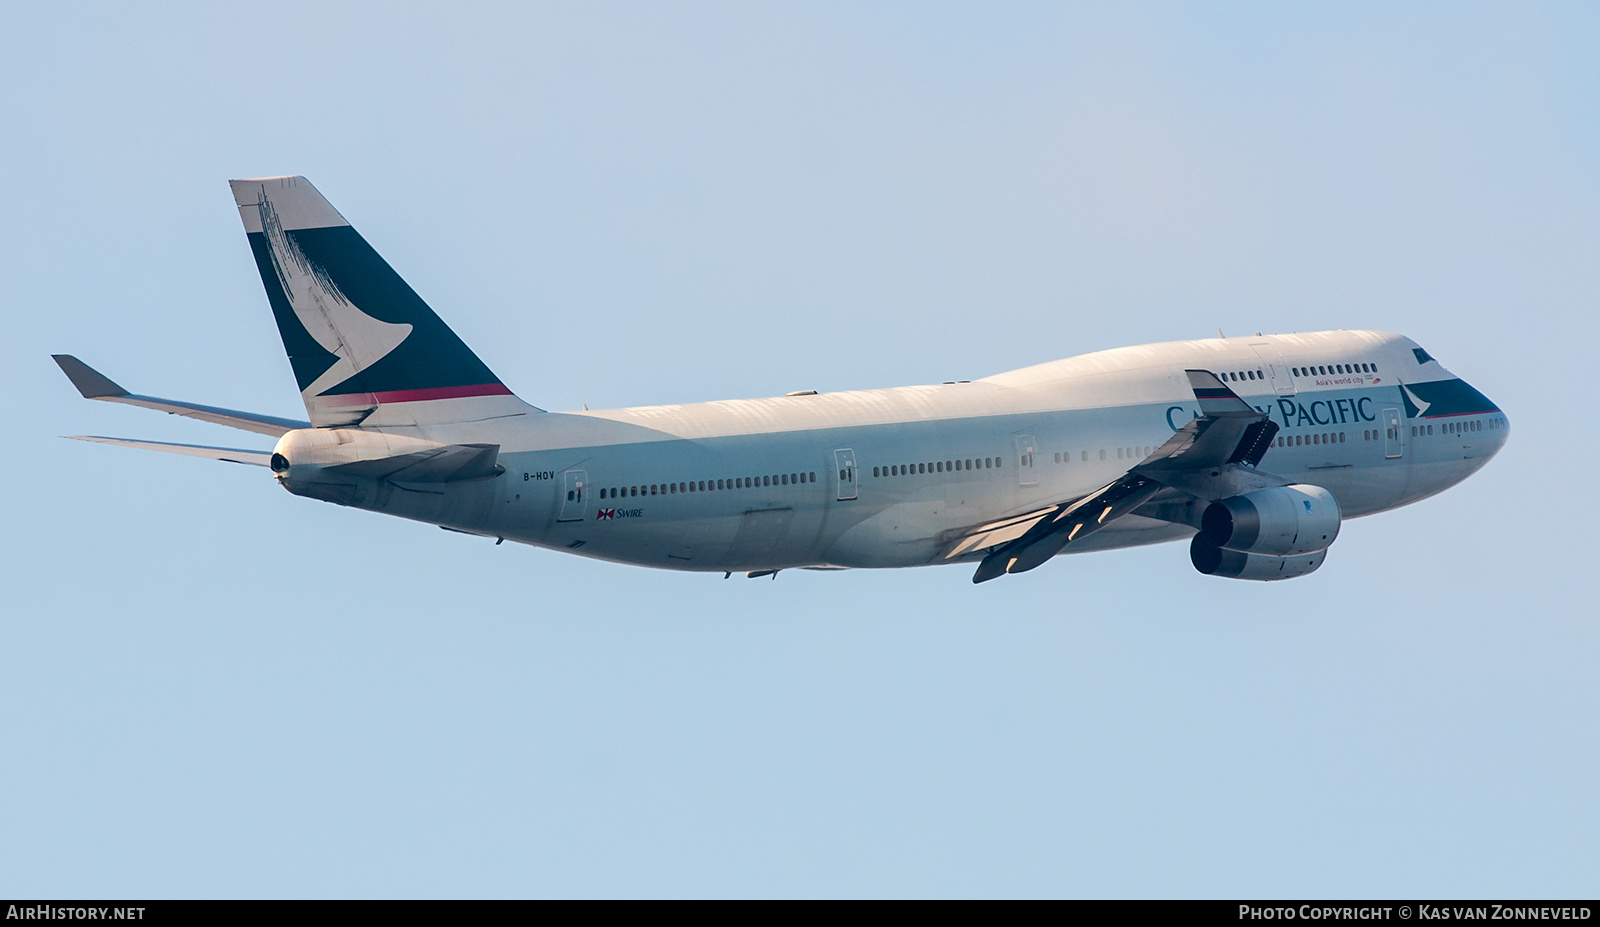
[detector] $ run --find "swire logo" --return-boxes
[597,508,615,520]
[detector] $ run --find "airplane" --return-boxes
[54,175,1509,583]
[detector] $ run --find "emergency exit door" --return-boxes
[1382,408,1404,460]
[558,469,589,521]
[833,448,858,501]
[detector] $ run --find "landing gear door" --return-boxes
[558,469,589,522]
[1382,408,1404,459]
[1250,343,1297,396]
[1014,434,1038,486]
[833,448,858,501]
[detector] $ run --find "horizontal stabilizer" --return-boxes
[53,355,310,437]
[67,435,273,467]
[323,443,502,483]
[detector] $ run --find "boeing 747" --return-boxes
[55,176,1508,583]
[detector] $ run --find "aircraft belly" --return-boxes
[822,499,950,568]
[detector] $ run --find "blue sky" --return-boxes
[2,2,1596,897]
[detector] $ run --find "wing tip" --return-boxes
[52,355,128,399]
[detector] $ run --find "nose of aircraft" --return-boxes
[1474,383,1509,459]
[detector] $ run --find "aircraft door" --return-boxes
[1382,408,1404,459]
[1014,434,1038,486]
[558,469,589,522]
[833,448,858,501]
[1250,343,1296,396]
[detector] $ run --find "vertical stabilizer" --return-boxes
[230,176,540,426]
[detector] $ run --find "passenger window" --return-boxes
[1098,450,1106,460]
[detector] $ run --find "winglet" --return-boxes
[1185,369,1256,416]
[52,355,128,399]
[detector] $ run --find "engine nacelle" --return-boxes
[1200,484,1340,556]
[1190,535,1325,581]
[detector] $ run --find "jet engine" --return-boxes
[1190,534,1324,581]
[1199,484,1340,556]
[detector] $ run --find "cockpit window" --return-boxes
[1413,347,1436,364]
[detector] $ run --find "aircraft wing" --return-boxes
[945,370,1284,583]
[53,355,310,437]
[67,435,273,467]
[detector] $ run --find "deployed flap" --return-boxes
[53,355,310,437]
[323,443,502,483]
[943,506,1059,560]
[67,435,273,467]
[968,475,1162,583]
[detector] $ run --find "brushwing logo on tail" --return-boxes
[255,190,412,398]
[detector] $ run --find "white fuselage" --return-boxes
[275,330,1507,574]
